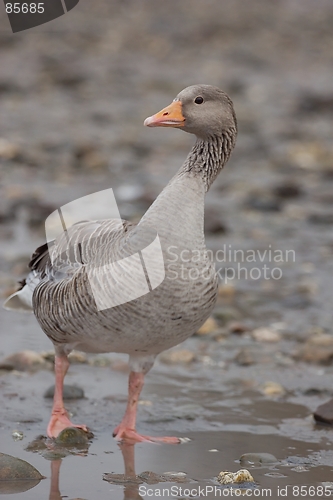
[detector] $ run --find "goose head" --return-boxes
[144,84,237,140]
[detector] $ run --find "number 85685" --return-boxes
[5,3,45,14]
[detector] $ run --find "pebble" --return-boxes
[322,482,333,490]
[73,143,108,170]
[291,465,309,472]
[196,317,219,335]
[0,452,44,481]
[89,357,113,368]
[25,434,89,460]
[308,213,333,225]
[251,327,281,343]
[25,435,49,453]
[103,470,187,485]
[11,430,24,441]
[172,403,202,420]
[294,334,333,364]
[10,197,56,229]
[273,182,302,199]
[228,322,248,334]
[0,351,51,372]
[264,472,287,478]
[213,307,240,324]
[103,473,142,485]
[240,453,278,466]
[204,209,228,234]
[159,349,196,365]
[287,141,328,170]
[217,284,235,299]
[235,348,256,366]
[217,469,255,484]
[139,471,187,484]
[260,381,286,397]
[55,427,92,447]
[44,384,85,399]
[245,193,281,212]
[314,398,333,425]
[297,92,333,115]
[68,352,89,364]
[0,138,21,160]
[41,350,88,364]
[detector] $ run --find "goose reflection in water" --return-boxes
[48,443,144,500]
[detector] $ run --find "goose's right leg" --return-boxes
[47,354,88,438]
[113,354,181,444]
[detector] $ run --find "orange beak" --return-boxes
[144,100,185,128]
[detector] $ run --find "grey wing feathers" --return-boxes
[3,218,134,312]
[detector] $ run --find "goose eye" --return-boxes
[194,96,204,104]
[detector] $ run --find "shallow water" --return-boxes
[1,311,333,499]
[2,429,333,500]
[1,0,333,498]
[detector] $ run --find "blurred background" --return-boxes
[1,0,332,343]
[1,1,333,497]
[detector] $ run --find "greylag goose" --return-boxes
[4,85,237,443]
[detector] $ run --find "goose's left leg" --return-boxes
[113,355,180,444]
[47,353,88,438]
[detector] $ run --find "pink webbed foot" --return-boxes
[113,370,185,444]
[113,424,181,444]
[47,410,88,439]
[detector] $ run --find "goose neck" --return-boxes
[180,130,236,191]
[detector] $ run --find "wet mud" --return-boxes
[1,0,333,498]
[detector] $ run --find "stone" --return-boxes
[260,381,286,397]
[251,327,281,343]
[41,351,88,364]
[294,334,333,364]
[0,138,21,160]
[213,307,240,324]
[218,284,235,299]
[217,469,255,484]
[322,482,333,490]
[0,351,51,372]
[89,356,113,368]
[297,92,333,115]
[291,465,309,472]
[314,399,333,425]
[245,193,281,212]
[235,348,256,366]
[287,141,328,170]
[69,352,89,364]
[159,349,196,364]
[228,322,248,334]
[308,213,333,225]
[196,317,219,335]
[73,142,107,170]
[172,404,202,420]
[136,471,187,485]
[240,453,278,465]
[55,427,92,446]
[44,384,85,399]
[204,209,228,234]
[0,453,44,481]
[11,430,24,441]
[273,182,302,199]
[103,473,142,485]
